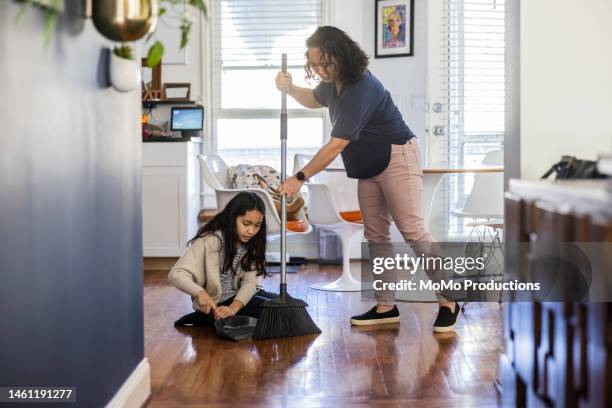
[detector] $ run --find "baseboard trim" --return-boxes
[105,358,151,408]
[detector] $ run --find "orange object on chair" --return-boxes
[339,210,363,223]
[286,219,307,232]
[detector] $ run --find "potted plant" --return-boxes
[110,44,141,92]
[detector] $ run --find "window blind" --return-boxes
[442,0,505,236]
[214,0,322,68]
[212,0,324,169]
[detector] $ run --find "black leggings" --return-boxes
[174,289,278,327]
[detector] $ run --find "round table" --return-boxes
[324,166,504,229]
[421,167,504,232]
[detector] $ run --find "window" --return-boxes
[429,0,505,237]
[212,0,325,170]
[447,0,505,236]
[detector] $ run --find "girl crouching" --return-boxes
[169,192,276,327]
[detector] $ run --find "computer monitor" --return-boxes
[170,106,204,134]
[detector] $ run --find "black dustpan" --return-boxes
[214,315,258,341]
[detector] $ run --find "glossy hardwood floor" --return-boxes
[144,263,504,407]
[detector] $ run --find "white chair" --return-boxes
[198,154,312,240]
[294,154,363,291]
[451,150,505,301]
[451,149,504,225]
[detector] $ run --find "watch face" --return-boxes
[297,171,305,181]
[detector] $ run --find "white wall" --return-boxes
[520,0,612,180]
[332,0,428,143]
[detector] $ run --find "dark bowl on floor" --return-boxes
[214,316,258,341]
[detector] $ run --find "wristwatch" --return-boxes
[296,170,306,181]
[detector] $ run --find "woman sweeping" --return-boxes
[277,26,460,332]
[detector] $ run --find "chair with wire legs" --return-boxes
[451,150,505,310]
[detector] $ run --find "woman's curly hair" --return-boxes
[305,26,369,85]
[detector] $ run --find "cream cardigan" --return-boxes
[168,232,259,310]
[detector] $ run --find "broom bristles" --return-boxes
[252,291,321,340]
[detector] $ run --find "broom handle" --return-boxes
[280,53,288,293]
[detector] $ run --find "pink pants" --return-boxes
[358,140,437,305]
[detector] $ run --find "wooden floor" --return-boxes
[144,263,504,407]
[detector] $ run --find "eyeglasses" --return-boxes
[307,61,333,69]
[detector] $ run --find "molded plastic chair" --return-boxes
[294,154,363,291]
[198,154,312,238]
[451,149,504,222]
[451,149,505,307]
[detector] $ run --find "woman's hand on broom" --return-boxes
[196,290,217,315]
[275,72,293,93]
[278,176,304,199]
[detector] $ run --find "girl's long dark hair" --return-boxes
[188,192,267,277]
[305,26,369,85]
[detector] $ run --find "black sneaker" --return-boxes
[350,305,400,326]
[433,303,460,333]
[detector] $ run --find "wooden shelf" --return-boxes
[142,100,196,108]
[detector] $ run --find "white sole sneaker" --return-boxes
[350,316,400,326]
[432,322,457,333]
[432,303,460,333]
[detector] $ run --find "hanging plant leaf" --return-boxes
[145,0,208,64]
[146,41,165,67]
[180,19,191,49]
[187,0,207,17]
[13,1,30,25]
[33,0,64,11]
[42,8,58,47]
[13,0,63,48]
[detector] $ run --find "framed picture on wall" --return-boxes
[375,0,414,58]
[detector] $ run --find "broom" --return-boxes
[252,53,321,340]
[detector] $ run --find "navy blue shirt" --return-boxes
[313,71,415,179]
